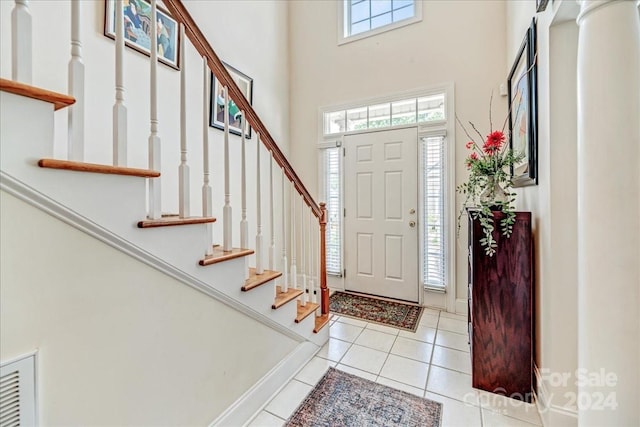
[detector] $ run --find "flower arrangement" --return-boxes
[456,99,525,256]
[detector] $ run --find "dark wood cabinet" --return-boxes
[467,210,534,402]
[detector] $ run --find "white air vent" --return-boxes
[0,354,36,427]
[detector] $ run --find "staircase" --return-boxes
[0,0,330,348]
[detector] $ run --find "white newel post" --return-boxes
[147,0,161,219]
[300,199,307,306]
[223,86,232,251]
[113,0,127,166]
[290,182,297,291]
[68,0,85,162]
[11,0,32,84]
[576,1,640,424]
[178,24,190,218]
[281,168,288,292]
[269,153,276,272]
[202,58,213,256]
[255,133,264,275]
[240,113,248,249]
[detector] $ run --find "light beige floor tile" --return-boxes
[478,392,542,425]
[426,365,478,405]
[354,328,397,352]
[435,330,470,352]
[365,322,401,336]
[264,379,312,419]
[438,317,469,335]
[424,308,442,316]
[398,325,437,343]
[425,392,482,427]
[379,354,430,389]
[335,363,378,381]
[336,316,368,327]
[482,408,542,426]
[439,311,467,321]
[431,345,472,374]
[419,313,440,328]
[295,356,336,386]
[390,336,433,363]
[316,338,352,362]
[340,344,388,374]
[247,411,285,427]
[376,376,424,397]
[329,321,363,343]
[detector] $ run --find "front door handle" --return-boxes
[409,221,416,228]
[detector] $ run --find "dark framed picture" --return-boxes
[209,63,253,139]
[104,0,180,70]
[536,0,549,12]
[508,18,538,187]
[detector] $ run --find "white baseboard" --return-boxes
[209,341,319,427]
[534,364,578,426]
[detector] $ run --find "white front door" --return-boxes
[344,127,419,302]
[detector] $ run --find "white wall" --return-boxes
[288,0,508,306]
[0,190,297,425]
[0,0,289,266]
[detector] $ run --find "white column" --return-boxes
[147,0,161,219]
[300,199,307,306]
[576,1,640,424]
[178,24,190,218]
[240,113,248,249]
[290,182,297,290]
[255,132,264,275]
[281,168,288,292]
[113,0,126,166]
[269,153,276,271]
[11,0,32,84]
[202,58,213,256]
[223,86,232,251]
[68,0,85,162]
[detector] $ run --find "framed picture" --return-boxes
[536,0,549,12]
[104,0,180,70]
[209,63,253,139]
[508,18,538,187]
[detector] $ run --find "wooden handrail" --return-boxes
[163,0,321,219]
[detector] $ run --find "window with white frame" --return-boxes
[341,0,422,44]
[320,87,453,291]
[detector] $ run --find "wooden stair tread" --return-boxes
[0,78,75,110]
[38,159,160,178]
[313,314,330,333]
[138,215,216,228]
[272,286,304,309]
[295,301,319,323]
[199,247,254,266]
[242,268,282,292]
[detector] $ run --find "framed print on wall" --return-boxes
[536,0,549,13]
[104,0,180,70]
[508,18,538,187]
[209,63,253,139]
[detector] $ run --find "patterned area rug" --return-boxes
[285,368,442,427]
[330,291,424,332]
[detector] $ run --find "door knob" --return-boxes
[409,221,416,228]
[409,208,416,214]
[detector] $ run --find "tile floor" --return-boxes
[248,309,543,427]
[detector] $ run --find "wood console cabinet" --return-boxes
[467,210,534,402]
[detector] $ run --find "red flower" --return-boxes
[470,152,478,160]
[465,152,478,169]
[483,131,505,153]
[465,141,474,149]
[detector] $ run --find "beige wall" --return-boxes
[288,0,508,303]
[0,190,297,425]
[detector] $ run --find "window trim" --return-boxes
[337,0,423,46]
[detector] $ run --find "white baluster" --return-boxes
[309,207,316,305]
[11,0,32,84]
[281,168,288,292]
[300,199,307,306]
[240,112,248,249]
[68,0,85,161]
[113,0,126,165]
[202,58,213,256]
[147,0,161,219]
[223,85,232,251]
[290,182,297,290]
[269,153,276,272]
[255,132,264,275]
[178,24,190,218]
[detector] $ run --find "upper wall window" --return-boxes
[340,0,422,45]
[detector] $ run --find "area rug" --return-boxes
[329,291,424,332]
[285,368,442,427]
